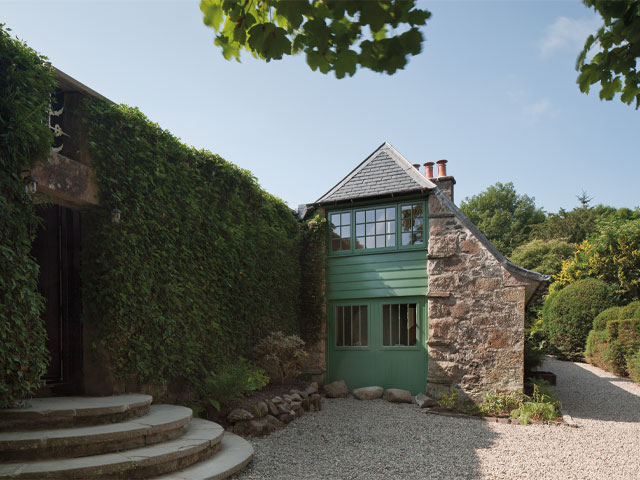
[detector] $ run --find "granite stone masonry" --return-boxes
[426,192,540,401]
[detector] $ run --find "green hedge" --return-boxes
[81,100,303,389]
[542,278,618,361]
[586,301,640,378]
[0,25,56,407]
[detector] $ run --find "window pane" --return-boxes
[352,306,360,346]
[383,305,390,346]
[331,213,340,226]
[387,234,396,247]
[402,232,411,246]
[344,307,352,346]
[356,237,365,249]
[387,220,395,234]
[400,304,408,345]
[356,224,365,236]
[366,209,375,222]
[376,222,385,234]
[413,204,424,218]
[360,307,368,346]
[332,239,341,251]
[341,226,350,239]
[366,224,375,235]
[408,304,417,346]
[391,304,399,345]
[376,235,386,248]
[366,236,375,249]
[332,226,341,238]
[414,217,423,228]
[386,207,395,220]
[413,231,424,244]
[341,238,350,250]
[336,307,344,346]
[355,211,365,223]
[341,213,350,225]
[376,209,385,221]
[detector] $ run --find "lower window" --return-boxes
[336,305,368,346]
[382,303,417,346]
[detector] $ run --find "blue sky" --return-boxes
[3,0,638,212]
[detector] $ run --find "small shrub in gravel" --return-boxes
[628,350,640,383]
[542,278,618,360]
[509,380,561,425]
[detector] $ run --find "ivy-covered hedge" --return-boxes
[0,25,55,407]
[82,100,302,389]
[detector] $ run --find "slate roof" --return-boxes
[314,142,436,204]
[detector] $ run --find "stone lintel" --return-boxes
[427,253,456,259]
[31,152,100,209]
[426,291,451,298]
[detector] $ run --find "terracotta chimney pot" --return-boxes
[412,163,421,171]
[424,162,435,178]
[436,159,448,177]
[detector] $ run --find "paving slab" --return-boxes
[0,404,192,461]
[0,419,223,479]
[155,433,253,480]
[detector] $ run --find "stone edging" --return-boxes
[225,383,322,437]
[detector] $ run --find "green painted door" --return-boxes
[326,297,427,395]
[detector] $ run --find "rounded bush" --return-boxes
[585,329,608,369]
[543,278,618,360]
[593,306,622,331]
[628,350,640,383]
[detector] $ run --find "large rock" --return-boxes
[414,393,438,408]
[383,388,413,404]
[304,382,319,396]
[324,380,348,398]
[266,400,279,417]
[276,402,291,415]
[352,386,384,400]
[233,415,283,436]
[227,408,253,423]
[310,393,322,411]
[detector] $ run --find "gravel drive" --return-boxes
[233,357,640,479]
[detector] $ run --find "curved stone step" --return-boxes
[155,433,253,480]
[0,419,223,479]
[0,404,192,461]
[0,394,153,431]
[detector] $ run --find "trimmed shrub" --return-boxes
[593,306,622,331]
[585,329,608,369]
[542,278,618,360]
[628,351,640,383]
[253,332,308,383]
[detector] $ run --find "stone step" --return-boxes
[0,394,153,431]
[0,404,192,461]
[0,419,224,479]
[155,433,253,480]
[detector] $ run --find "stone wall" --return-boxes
[426,192,534,401]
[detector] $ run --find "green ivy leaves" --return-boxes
[200,0,430,78]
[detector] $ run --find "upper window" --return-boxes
[329,201,426,254]
[400,204,424,246]
[330,211,351,252]
[354,206,395,250]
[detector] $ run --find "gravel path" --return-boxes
[233,358,640,479]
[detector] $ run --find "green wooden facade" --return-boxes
[325,199,429,395]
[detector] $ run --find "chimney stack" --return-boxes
[423,162,435,178]
[436,159,448,177]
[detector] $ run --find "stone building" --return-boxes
[300,142,548,399]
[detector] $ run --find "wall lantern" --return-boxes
[21,170,37,195]
[111,208,121,224]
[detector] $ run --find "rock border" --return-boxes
[226,382,322,437]
[424,406,577,427]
